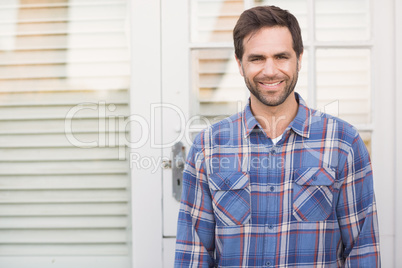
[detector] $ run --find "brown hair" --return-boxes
[233,5,303,61]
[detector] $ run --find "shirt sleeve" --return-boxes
[174,134,216,267]
[337,133,381,267]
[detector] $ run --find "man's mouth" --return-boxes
[259,81,283,87]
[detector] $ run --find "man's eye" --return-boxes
[250,58,262,62]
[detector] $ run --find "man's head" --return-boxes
[233,6,303,108]
[233,5,303,62]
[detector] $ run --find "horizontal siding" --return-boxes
[0,203,128,216]
[0,245,129,256]
[0,48,130,65]
[0,216,128,229]
[0,148,128,161]
[0,104,129,120]
[0,63,130,79]
[0,229,127,243]
[1,33,127,50]
[0,3,126,21]
[0,119,119,134]
[0,134,128,148]
[0,78,129,92]
[0,161,129,175]
[0,91,129,105]
[0,189,128,203]
[0,175,128,189]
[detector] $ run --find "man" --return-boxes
[175,5,380,268]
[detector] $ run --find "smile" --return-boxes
[260,81,283,87]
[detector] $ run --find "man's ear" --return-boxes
[235,55,244,77]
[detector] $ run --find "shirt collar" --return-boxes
[242,92,311,138]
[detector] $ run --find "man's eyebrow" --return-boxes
[247,54,264,59]
[246,52,293,60]
[274,52,292,57]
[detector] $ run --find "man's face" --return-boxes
[236,26,302,107]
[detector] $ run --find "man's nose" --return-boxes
[262,59,278,76]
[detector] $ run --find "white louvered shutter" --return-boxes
[190,0,247,124]
[0,0,130,267]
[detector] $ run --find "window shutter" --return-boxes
[191,1,246,122]
[0,0,130,265]
[192,48,247,121]
[316,49,371,125]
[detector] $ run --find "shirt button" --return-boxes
[266,261,272,266]
[312,176,317,181]
[225,179,230,185]
[268,224,274,229]
[270,186,274,192]
[270,149,276,154]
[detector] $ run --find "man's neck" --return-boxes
[249,93,299,139]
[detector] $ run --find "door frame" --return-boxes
[130,0,163,267]
[395,0,402,265]
[371,1,398,267]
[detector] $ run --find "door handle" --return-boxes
[172,141,186,202]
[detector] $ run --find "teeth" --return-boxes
[262,81,281,86]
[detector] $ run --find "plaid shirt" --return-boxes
[175,93,380,267]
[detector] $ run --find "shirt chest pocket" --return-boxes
[293,167,336,221]
[209,172,251,226]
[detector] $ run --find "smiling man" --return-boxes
[236,25,301,141]
[175,5,380,268]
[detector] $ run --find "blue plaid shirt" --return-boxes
[175,93,380,267]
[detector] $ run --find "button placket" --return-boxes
[264,143,279,266]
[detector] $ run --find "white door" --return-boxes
[157,0,399,267]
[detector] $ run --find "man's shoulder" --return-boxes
[309,108,359,141]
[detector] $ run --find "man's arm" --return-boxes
[337,133,381,267]
[175,135,216,268]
